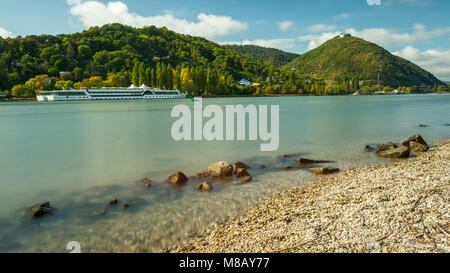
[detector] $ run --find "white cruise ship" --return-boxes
[36,84,186,101]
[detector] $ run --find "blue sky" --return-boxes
[0,0,449,80]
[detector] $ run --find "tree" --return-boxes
[138,62,145,86]
[78,45,92,59]
[132,62,139,86]
[145,67,152,86]
[12,84,30,97]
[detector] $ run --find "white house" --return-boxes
[238,78,251,86]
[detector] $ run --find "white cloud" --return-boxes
[298,24,450,50]
[277,21,294,31]
[393,46,450,81]
[307,24,337,32]
[334,13,351,20]
[298,31,342,50]
[0,27,13,38]
[68,1,247,39]
[221,38,297,51]
[345,24,449,46]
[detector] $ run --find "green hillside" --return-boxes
[0,23,271,96]
[282,35,443,87]
[224,44,299,67]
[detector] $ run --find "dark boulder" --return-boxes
[364,145,376,152]
[29,202,55,219]
[238,175,252,183]
[141,178,153,189]
[410,141,428,152]
[235,168,250,178]
[295,158,333,165]
[205,161,233,177]
[376,142,398,154]
[167,172,188,185]
[232,162,250,173]
[195,182,213,192]
[401,134,428,147]
[377,146,410,158]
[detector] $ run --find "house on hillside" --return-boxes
[238,78,251,86]
[59,71,74,81]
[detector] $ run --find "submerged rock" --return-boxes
[232,161,250,174]
[283,166,298,170]
[377,146,410,158]
[401,134,428,148]
[295,158,332,165]
[84,208,107,217]
[376,142,398,154]
[308,168,340,175]
[235,168,250,178]
[195,182,213,192]
[118,203,129,209]
[238,175,252,183]
[205,161,233,177]
[141,178,153,189]
[410,141,428,152]
[29,202,55,219]
[109,198,119,205]
[167,172,188,185]
[364,145,376,152]
[418,124,428,128]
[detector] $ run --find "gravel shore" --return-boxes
[171,140,450,253]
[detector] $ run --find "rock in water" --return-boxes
[401,134,428,147]
[308,168,340,175]
[195,182,213,192]
[296,158,332,165]
[141,178,153,188]
[167,172,188,185]
[109,198,119,205]
[232,161,250,173]
[235,168,250,178]
[29,202,55,219]
[205,161,233,177]
[376,142,398,154]
[410,141,428,152]
[377,146,411,158]
[238,175,253,183]
[364,145,376,152]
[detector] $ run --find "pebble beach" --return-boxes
[171,140,450,253]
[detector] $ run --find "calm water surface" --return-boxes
[0,95,449,252]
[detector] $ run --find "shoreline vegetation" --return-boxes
[1,24,449,100]
[170,139,449,253]
[1,92,450,103]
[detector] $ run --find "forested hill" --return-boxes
[282,35,443,87]
[224,44,299,67]
[0,25,447,98]
[0,23,271,96]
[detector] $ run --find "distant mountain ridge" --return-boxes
[224,44,299,67]
[282,35,443,87]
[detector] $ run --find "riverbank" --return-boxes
[171,140,450,253]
